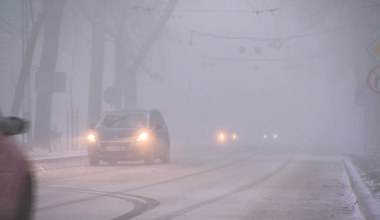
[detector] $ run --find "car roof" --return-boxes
[105,109,150,115]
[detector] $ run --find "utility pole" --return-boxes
[113,1,127,109]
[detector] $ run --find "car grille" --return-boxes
[100,142,132,151]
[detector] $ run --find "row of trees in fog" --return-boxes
[4,0,177,149]
[1,0,379,151]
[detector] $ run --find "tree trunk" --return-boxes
[33,0,66,149]
[123,71,137,108]
[87,0,106,126]
[122,0,179,108]
[11,2,50,116]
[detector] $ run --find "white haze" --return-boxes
[1,0,379,152]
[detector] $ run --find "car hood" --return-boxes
[96,128,141,141]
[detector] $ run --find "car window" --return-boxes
[149,110,165,128]
[97,113,147,128]
[149,111,157,128]
[156,112,165,127]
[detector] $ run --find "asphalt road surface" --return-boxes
[34,145,364,220]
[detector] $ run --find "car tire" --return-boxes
[15,174,34,220]
[88,155,100,166]
[160,144,170,164]
[144,150,153,164]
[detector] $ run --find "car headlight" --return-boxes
[87,132,97,143]
[136,132,149,142]
[217,131,227,143]
[232,133,237,140]
[219,133,225,140]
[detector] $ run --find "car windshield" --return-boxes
[97,113,147,128]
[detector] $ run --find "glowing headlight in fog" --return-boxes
[273,133,278,139]
[232,133,237,140]
[217,132,227,143]
[136,132,149,142]
[87,133,97,143]
[219,133,225,140]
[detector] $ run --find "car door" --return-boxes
[0,135,25,220]
[150,110,168,152]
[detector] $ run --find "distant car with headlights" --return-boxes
[263,133,279,140]
[262,133,279,145]
[86,109,170,165]
[215,131,238,144]
[0,112,33,220]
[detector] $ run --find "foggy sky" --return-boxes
[1,0,379,148]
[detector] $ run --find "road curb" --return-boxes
[344,158,380,220]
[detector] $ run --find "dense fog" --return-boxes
[1,0,380,152]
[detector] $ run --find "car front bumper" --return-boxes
[87,140,150,161]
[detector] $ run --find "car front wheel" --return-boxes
[160,142,170,164]
[88,154,100,166]
[143,149,154,164]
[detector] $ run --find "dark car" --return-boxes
[86,109,170,165]
[0,113,33,220]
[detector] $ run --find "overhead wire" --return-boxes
[0,16,22,32]
[199,56,288,63]
[129,6,280,14]
[189,25,346,42]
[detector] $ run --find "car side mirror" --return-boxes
[1,117,29,136]
[156,123,165,129]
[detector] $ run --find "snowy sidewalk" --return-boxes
[27,147,87,162]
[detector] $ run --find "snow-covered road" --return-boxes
[35,145,365,220]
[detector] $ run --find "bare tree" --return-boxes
[11,1,50,116]
[33,0,67,149]
[110,0,179,108]
[113,1,127,109]
[87,0,106,125]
